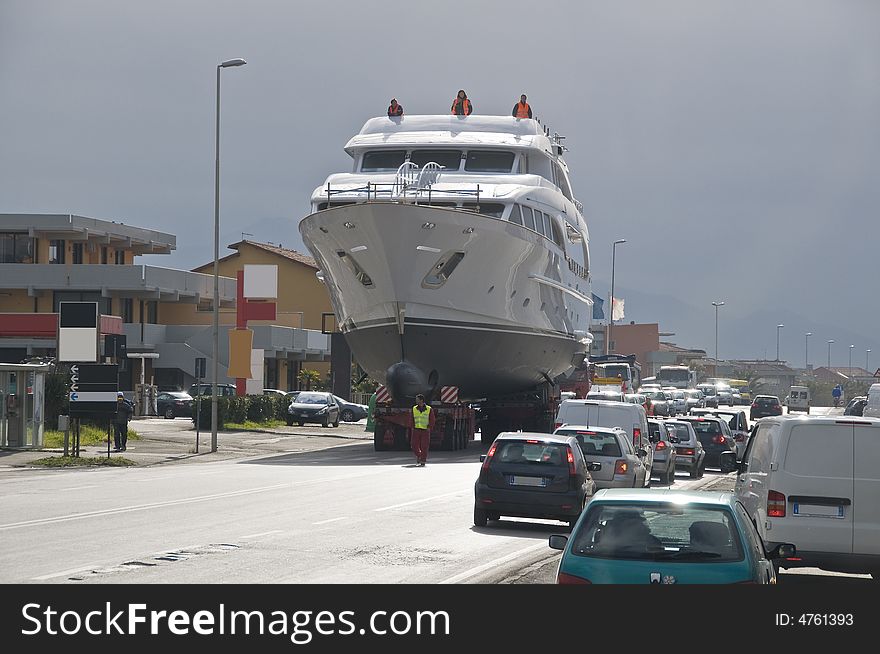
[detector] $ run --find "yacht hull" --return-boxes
[299,202,590,399]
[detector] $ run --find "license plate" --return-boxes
[793,503,844,518]
[510,476,545,487]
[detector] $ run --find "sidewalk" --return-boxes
[0,417,373,470]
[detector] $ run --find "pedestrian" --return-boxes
[410,393,435,466]
[451,89,473,116]
[113,392,133,451]
[387,98,403,117]
[511,94,532,118]
[832,383,843,408]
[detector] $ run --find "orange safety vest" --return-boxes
[452,98,472,116]
[514,101,531,118]
[388,104,402,116]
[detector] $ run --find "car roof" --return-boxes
[561,399,633,407]
[751,415,880,427]
[555,425,627,435]
[592,488,735,506]
[679,415,725,424]
[496,431,575,443]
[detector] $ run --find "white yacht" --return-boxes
[299,114,592,400]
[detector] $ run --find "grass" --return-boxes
[29,456,137,468]
[223,419,286,431]
[43,425,140,448]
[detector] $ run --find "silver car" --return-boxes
[664,419,706,478]
[670,390,688,415]
[553,426,648,489]
[684,389,705,412]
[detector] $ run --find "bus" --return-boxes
[657,365,696,389]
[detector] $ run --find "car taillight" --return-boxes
[751,403,757,408]
[654,440,666,450]
[557,572,592,584]
[633,428,642,441]
[713,435,726,445]
[614,460,628,475]
[678,448,695,455]
[481,443,497,472]
[566,448,577,476]
[768,490,786,517]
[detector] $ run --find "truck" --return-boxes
[657,365,697,389]
[588,354,641,393]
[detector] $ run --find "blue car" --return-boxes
[549,489,795,584]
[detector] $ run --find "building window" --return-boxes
[122,298,134,323]
[0,234,35,263]
[115,249,125,265]
[101,247,109,264]
[146,301,158,324]
[72,242,84,264]
[49,240,66,264]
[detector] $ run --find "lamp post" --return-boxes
[776,324,784,361]
[867,349,872,373]
[212,57,247,453]
[827,340,834,368]
[805,332,812,370]
[712,301,724,375]
[849,344,854,379]
[606,239,626,354]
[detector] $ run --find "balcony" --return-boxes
[0,264,236,304]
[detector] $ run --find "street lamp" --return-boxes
[805,332,812,370]
[606,239,626,354]
[867,349,872,372]
[712,301,724,374]
[775,324,784,361]
[827,340,834,368]
[212,57,247,453]
[849,344,854,378]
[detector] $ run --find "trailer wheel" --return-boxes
[374,427,391,451]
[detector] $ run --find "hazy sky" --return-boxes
[2,1,878,365]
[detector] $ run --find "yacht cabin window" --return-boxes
[361,150,407,172]
[462,203,505,218]
[509,206,524,225]
[409,150,462,170]
[521,205,536,231]
[464,151,515,173]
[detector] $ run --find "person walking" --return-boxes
[410,393,435,466]
[387,98,404,117]
[113,392,133,451]
[832,383,843,408]
[511,94,532,118]
[451,90,473,116]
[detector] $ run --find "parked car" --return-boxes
[553,426,649,489]
[549,489,795,584]
[474,432,598,528]
[263,388,288,397]
[677,416,736,469]
[785,385,811,414]
[286,391,340,427]
[332,395,369,422]
[665,419,706,478]
[188,382,237,398]
[844,396,867,416]
[750,395,782,419]
[156,391,193,419]
[646,418,677,485]
[690,408,750,458]
[862,383,880,418]
[725,415,880,578]
[555,399,653,483]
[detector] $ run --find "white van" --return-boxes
[862,383,880,418]
[785,385,810,414]
[554,399,652,485]
[727,415,880,577]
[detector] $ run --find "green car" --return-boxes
[549,489,795,584]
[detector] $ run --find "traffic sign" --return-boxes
[68,363,119,417]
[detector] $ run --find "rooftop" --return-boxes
[195,240,319,272]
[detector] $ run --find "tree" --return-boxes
[297,369,321,391]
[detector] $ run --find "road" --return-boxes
[0,405,871,585]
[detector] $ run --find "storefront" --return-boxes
[0,362,52,448]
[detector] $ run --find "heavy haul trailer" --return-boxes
[371,383,563,451]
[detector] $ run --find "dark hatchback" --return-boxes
[157,391,194,419]
[286,391,340,427]
[677,416,736,469]
[750,395,782,420]
[475,432,598,528]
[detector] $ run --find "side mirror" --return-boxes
[638,448,648,458]
[479,454,487,463]
[587,461,602,472]
[549,534,569,550]
[719,451,739,473]
[769,543,796,560]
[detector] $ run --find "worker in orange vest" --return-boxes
[387,98,403,117]
[512,94,532,119]
[451,90,473,116]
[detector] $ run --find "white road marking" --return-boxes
[33,563,102,581]
[240,530,283,539]
[373,490,465,512]
[132,476,171,482]
[59,485,99,491]
[439,542,549,584]
[312,517,347,525]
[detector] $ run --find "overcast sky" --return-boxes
[2,1,878,366]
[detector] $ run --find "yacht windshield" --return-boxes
[410,150,462,170]
[464,151,515,173]
[361,150,407,172]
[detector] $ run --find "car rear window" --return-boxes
[494,441,569,466]
[667,423,692,441]
[570,505,744,562]
[556,430,622,457]
[756,397,778,405]
[687,420,723,436]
